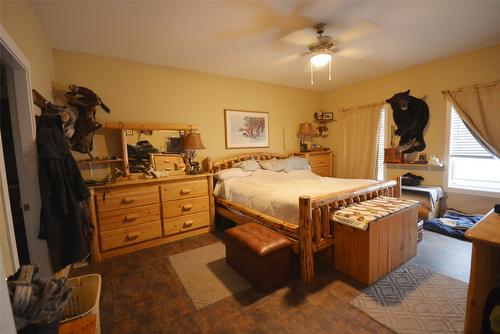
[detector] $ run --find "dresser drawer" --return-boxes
[163,212,209,236]
[98,204,161,231]
[309,155,331,166]
[96,186,160,212]
[312,165,331,177]
[160,179,208,201]
[163,196,209,219]
[100,221,162,251]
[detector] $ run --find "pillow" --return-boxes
[214,168,252,181]
[282,157,311,173]
[259,158,285,172]
[233,159,261,172]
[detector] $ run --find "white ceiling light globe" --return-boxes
[310,53,332,67]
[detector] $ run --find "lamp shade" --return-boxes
[297,122,314,138]
[184,132,206,150]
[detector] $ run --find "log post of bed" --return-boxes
[299,196,314,284]
[394,176,402,198]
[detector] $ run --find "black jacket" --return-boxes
[37,116,91,272]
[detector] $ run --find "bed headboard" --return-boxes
[210,152,289,173]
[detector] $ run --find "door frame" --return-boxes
[0,24,51,278]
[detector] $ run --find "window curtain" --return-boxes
[336,102,383,179]
[443,81,500,158]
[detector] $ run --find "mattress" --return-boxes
[214,169,378,226]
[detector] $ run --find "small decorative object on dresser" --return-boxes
[224,109,269,148]
[293,150,333,177]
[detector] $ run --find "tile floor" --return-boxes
[71,229,471,333]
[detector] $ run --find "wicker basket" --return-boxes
[61,274,101,334]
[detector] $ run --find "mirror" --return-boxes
[125,129,184,154]
[125,130,185,173]
[105,121,197,176]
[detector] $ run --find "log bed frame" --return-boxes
[210,152,401,283]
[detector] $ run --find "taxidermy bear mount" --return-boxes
[386,89,429,154]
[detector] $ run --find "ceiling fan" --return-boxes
[278,21,379,84]
[304,23,335,84]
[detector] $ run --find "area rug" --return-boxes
[168,242,251,310]
[350,262,467,334]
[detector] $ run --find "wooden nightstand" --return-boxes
[293,151,333,177]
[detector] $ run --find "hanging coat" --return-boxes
[36,115,92,272]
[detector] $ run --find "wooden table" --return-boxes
[464,210,500,333]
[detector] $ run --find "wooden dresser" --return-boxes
[89,173,214,261]
[464,210,500,334]
[293,151,333,177]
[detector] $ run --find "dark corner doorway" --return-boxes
[0,62,30,265]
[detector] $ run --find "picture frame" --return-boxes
[224,109,269,149]
[322,112,334,120]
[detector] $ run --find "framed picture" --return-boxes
[224,109,269,149]
[323,112,334,120]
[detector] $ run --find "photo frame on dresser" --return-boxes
[224,109,269,149]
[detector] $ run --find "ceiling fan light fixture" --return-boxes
[310,53,332,67]
[310,53,333,85]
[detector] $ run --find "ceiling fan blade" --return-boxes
[272,53,303,66]
[334,20,380,44]
[334,47,371,59]
[279,27,318,46]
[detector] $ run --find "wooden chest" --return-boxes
[384,148,405,163]
[333,204,419,285]
[90,174,214,261]
[293,151,333,177]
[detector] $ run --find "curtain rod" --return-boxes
[442,80,499,94]
[339,100,385,113]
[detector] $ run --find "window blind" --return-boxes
[449,107,491,158]
[376,108,385,181]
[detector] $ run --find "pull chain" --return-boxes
[310,62,314,85]
[329,58,332,81]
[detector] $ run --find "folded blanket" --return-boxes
[423,209,483,240]
[331,196,419,231]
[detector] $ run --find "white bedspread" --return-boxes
[214,169,378,226]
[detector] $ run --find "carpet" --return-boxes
[168,242,251,310]
[350,262,467,334]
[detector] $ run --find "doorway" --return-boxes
[0,62,30,265]
[0,24,51,278]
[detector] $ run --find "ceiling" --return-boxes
[32,1,500,92]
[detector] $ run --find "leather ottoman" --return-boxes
[224,223,292,292]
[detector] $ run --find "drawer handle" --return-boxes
[122,197,136,204]
[180,188,191,195]
[126,232,140,240]
[124,214,139,222]
[183,221,194,228]
[182,204,193,211]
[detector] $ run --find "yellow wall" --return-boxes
[0,0,55,99]
[323,44,500,213]
[53,50,322,165]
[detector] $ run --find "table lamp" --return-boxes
[184,130,206,174]
[297,122,314,152]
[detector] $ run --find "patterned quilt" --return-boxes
[331,196,420,231]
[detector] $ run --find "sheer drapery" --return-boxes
[336,102,384,179]
[444,81,500,158]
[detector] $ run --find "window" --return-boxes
[447,105,500,194]
[376,108,386,181]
